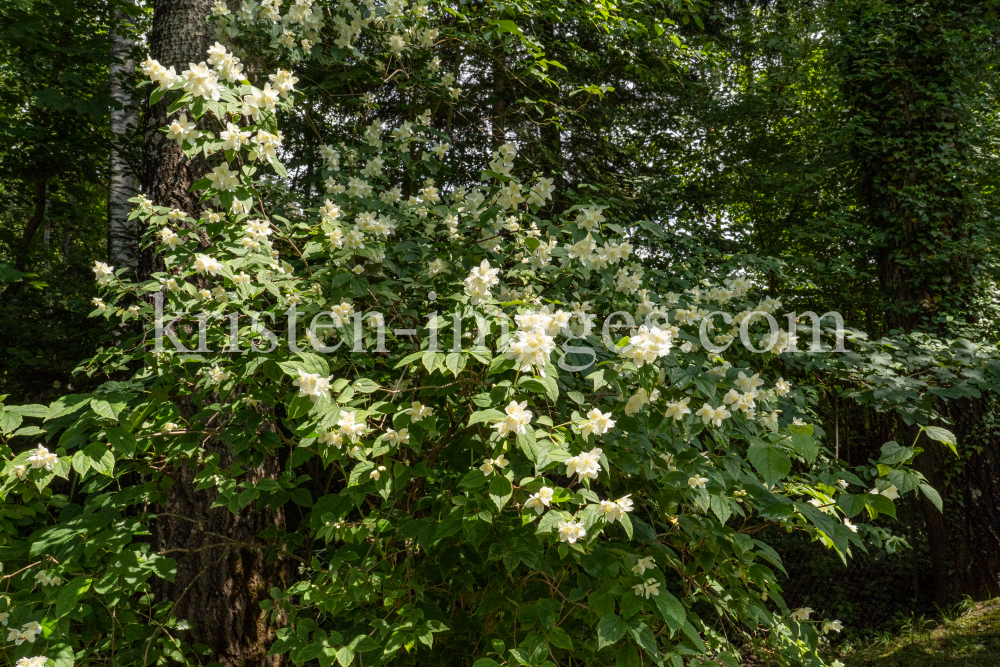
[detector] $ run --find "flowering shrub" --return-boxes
[0,2,954,667]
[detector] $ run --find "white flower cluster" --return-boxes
[293,369,332,402]
[492,400,532,438]
[565,447,603,480]
[26,445,57,471]
[7,619,43,645]
[15,657,47,667]
[504,308,571,376]
[463,259,501,304]
[598,494,633,523]
[565,234,633,270]
[621,325,673,367]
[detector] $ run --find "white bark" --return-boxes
[108,8,138,269]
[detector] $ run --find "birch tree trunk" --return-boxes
[108,7,139,270]
[141,2,290,664]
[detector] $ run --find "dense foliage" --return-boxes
[1,1,999,667]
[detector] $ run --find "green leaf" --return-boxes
[923,426,958,455]
[50,643,76,667]
[516,428,540,463]
[105,427,136,457]
[627,620,662,665]
[55,576,91,618]
[547,626,573,650]
[279,351,330,377]
[653,590,686,633]
[597,614,627,649]
[445,352,467,377]
[920,483,943,512]
[747,444,791,487]
[469,409,504,427]
[865,493,896,518]
[472,660,501,667]
[488,475,513,511]
[878,441,914,465]
[336,646,355,667]
[0,408,23,434]
[90,399,119,421]
[836,493,867,518]
[789,433,818,462]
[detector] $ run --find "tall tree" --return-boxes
[834,0,1000,603]
[140,2,291,664]
[108,6,139,269]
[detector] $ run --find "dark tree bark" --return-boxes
[139,0,216,281]
[141,2,289,664]
[3,178,48,298]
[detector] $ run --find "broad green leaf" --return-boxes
[747,444,791,487]
[923,426,958,455]
[55,576,91,618]
[653,589,686,633]
[488,475,513,511]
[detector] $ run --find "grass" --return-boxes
[827,598,1000,666]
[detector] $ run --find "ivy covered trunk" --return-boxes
[140,0,289,662]
[837,0,1000,604]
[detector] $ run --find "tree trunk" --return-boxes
[108,7,139,270]
[139,0,216,281]
[3,177,47,297]
[141,2,289,664]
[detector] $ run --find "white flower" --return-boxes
[734,371,764,392]
[622,325,672,367]
[33,570,60,587]
[664,397,692,421]
[370,465,387,480]
[160,227,182,249]
[27,445,58,471]
[182,62,221,100]
[557,519,586,544]
[634,578,660,599]
[492,400,532,438]
[405,402,433,422]
[631,556,655,575]
[318,431,344,450]
[337,411,367,443]
[688,476,709,490]
[881,485,900,500]
[93,261,114,282]
[16,656,47,667]
[192,254,223,275]
[564,447,602,480]
[843,518,858,533]
[463,259,501,304]
[91,297,105,309]
[293,369,332,402]
[428,258,447,276]
[695,403,731,427]
[822,620,844,634]
[791,607,813,622]
[775,378,792,396]
[523,486,554,515]
[207,366,230,384]
[269,68,299,97]
[207,163,240,191]
[0,611,8,626]
[221,122,251,151]
[385,428,409,446]
[479,455,509,476]
[166,113,201,146]
[581,408,615,438]
[599,494,633,523]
